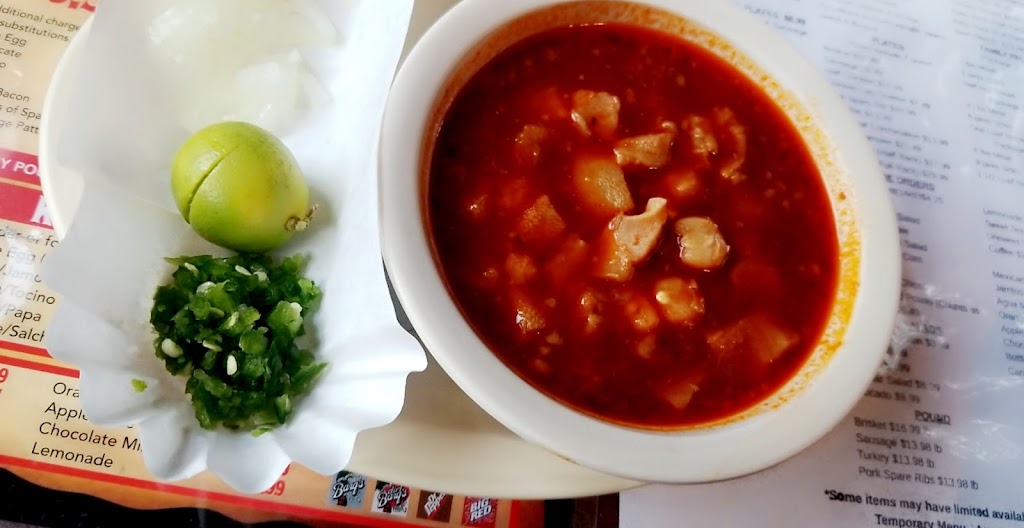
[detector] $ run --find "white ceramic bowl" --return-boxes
[379,0,901,484]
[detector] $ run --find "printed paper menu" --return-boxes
[621,0,1024,526]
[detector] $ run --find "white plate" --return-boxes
[38,1,640,499]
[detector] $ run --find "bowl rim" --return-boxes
[379,0,901,483]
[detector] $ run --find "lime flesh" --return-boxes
[171,121,310,253]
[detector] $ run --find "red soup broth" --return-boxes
[426,23,839,428]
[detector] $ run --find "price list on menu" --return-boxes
[622,0,1024,527]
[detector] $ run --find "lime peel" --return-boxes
[171,121,312,253]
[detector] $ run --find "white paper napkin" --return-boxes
[41,0,426,494]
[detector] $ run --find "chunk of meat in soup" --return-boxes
[714,107,747,182]
[512,289,547,334]
[680,114,718,164]
[659,377,703,410]
[675,216,729,270]
[572,154,635,218]
[614,122,677,169]
[595,197,669,281]
[516,194,567,248]
[570,90,621,139]
[706,313,799,364]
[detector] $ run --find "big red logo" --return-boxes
[462,497,497,527]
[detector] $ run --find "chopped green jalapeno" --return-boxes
[150,253,326,435]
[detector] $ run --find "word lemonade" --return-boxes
[4,360,528,526]
[31,382,139,469]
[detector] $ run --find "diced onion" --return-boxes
[147,0,337,135]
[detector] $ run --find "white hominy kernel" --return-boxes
[226,355,238,376]
[202,339,222,352]
[675,217,729,270]
[197,281,215,294]
[234,265,252,276]
[161,338,183,358]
